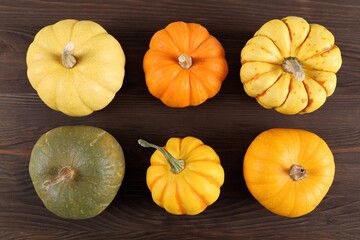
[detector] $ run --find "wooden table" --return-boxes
[1,0,359,239]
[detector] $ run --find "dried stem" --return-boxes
[282,57,305,82]
[62,41,77,69]
[289,164,307,181]
[178,54,192,69]
[42,166,75,191]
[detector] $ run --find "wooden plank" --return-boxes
[0,0,359,239]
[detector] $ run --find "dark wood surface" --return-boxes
[1,0,359,239]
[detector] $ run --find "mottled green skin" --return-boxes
[29,126,125,219]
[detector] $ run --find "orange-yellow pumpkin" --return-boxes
[243,128,335,217]
[143,21,228,108]
[138,137,224,215]
[240,16,342,114]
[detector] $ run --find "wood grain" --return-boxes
[0,0,359,239]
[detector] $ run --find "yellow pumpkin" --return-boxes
[243,128,335,217]
[26,19,125,116]
[240,16,342,114]
[138,137,224,215]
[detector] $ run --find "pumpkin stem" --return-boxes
[42,166,75,191]
[138,139,185,174]
[178,54,192,69]
[289,164,307,181]
[62,41,77,69]
[282,57,305,82]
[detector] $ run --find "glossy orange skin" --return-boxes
[244,128,335,217]
[143,21,228,108]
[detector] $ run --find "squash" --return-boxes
[240,16,342,114]
[138,137,224,215]
[29,126,125,219]
[243,128,335,217]
[26,19,125,116]
[143,21,228,108]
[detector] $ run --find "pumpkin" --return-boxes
[138,137,224,215]
[243,128,335,217]
[143,21,228,108]
[26,19,125,116]
[240,16,342,114]
[29,126,125,219]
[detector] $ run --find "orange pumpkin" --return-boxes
[243,128,335,217]
[143,21,228,108]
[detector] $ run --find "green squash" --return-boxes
[29,126,125,219]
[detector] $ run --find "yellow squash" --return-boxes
[240,16,342,114]
[26,19,125,116]
[138,137,224,215]
[243,128,335,217]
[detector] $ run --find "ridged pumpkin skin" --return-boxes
[29,126,125,219]
[243,128,335,217]
[26,19,125,116]
[143,137,224,215]
[143,21,228,108]
[240,16,342,114]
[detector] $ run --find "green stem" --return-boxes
[138,139,185,174]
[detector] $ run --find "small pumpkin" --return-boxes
[243,128,335,217]
[143,21,228,108]
[240,16,342,114]
[29,126,125,219]
[26,19,125,116]
[138,137,224,215]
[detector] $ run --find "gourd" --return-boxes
[243,128,335,217]
[143,21,228,107]
[29,126,125,219]
[138,136,224,215]
[240,16,342,114]
[26,19,125,116]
